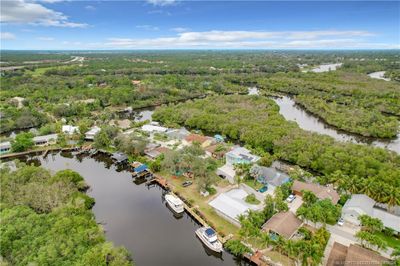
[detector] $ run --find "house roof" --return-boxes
[145,146,170,158]
[111,152,128,162]
[343,194,400,231]
[258,166,290,187]
[141,124,168,133]
[326,242,348,266]
[345,244,389,265]
[262,211,303,239]
[227,146,260,163]
[33,134,58,142]
[166,127,190,139]
[184,134,210,144]
[209,188,261,223]
[85,126,101,135]
[0,141,11,149]
[292,180,340,204]
[62,125,79,134]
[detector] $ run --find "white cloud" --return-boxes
[1,32,16,40]
[171,27,190,32]
[136,25,159,31]
[146,0,176,6]
[37,36,55,41]
[85,5,96,11]
[1,0,88,28]
[102,30,393,49]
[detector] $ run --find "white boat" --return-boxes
[195,227,223,253]
[165,194,184,214]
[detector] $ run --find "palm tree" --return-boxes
[383,187,400,212]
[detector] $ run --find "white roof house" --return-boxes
[85,126,101,140]
[141,124,168,133]
[0,141,11,154]
[209,188,262,226]
[225,146,260,166]
[342,194,400,232]
[62,125,79,135]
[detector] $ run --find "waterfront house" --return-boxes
[292,180,340,204]
[216,146,260,183]
[111,152,128,164]
[62,125,79,135]
[251,165,291,190]
[262,211,303,239]
[0,141,11,154]
[326,243,390,266]
[33,134,58,146]
[209,188,262,226]
[85,126,101,140]
[225,147,260,166]
[342,194,400,233]
[183,134,213,148]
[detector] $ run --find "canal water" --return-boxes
[272,96,400,153]
[24,152,246,266]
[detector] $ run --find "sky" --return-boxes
[0,0,399,50]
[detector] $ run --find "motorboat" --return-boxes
[165,194,184,214]
[195,227,223,253]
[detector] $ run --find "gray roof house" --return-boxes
[166,127,190,140]
[342,194,400,232]
[33,134,58,146]
[252,166,291,188]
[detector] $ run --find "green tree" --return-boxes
[11,132,34,152]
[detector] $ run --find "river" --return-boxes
[22,152,246,266]
[272,96,400,153]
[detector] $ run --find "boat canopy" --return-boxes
[205,228,216,237]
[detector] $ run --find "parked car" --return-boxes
[182,181,193,187]
[337,218,344,226]
[258,185,268,193]
[286,194,296,203]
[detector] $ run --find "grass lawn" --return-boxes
[159,170,240,237]
[263,250,295,266]
[26,66,74,77]
[244,179,264,191]
[373,231,400,249]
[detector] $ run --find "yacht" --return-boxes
[195,227,223,253]
[165,194,184,214]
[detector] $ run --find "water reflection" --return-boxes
[272,96,399,153]
[16,152,248,266]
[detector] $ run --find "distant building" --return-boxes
[214,134,224,143]
[111,152,128,164]
[62,125,79,135]
[145,146,170,159]
[0,141,11,154]
[342,194,400,232]
[85,126,101,140]
[209,188,262,226]
[262,211,303,239]
[292,180,340,204]
[141,124,168,133]
[326,243,390,266]
[165,127,190,140]
[183,134,213,148]
[33,134,58,146]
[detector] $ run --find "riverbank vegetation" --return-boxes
[153,95,400,205]
[0,163,132,265]
[258,71,400,138]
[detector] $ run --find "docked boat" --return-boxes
[165,194,184,214]
[195,227,223,253]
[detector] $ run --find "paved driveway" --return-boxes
[288,196,303,213]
